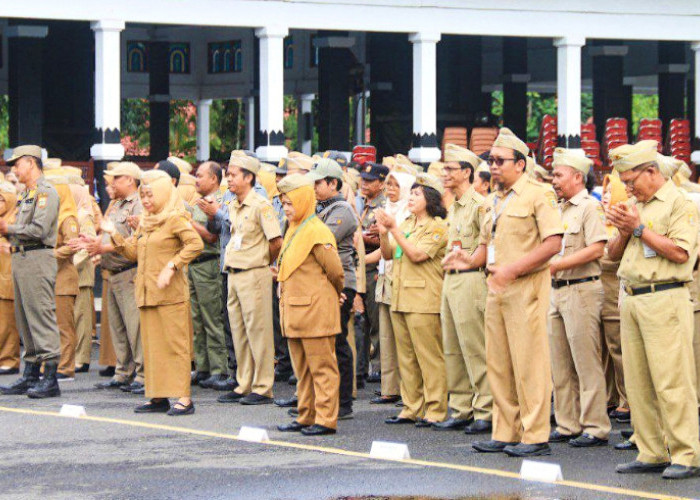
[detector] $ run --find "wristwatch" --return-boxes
[167,261,177,271]
[633,224,645,238]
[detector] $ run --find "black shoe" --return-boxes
[275,370,293,382]
[56,373,74,382]
[616,460,670,474]
[274,396,298,408]
[167,401,195,416]
[370,395,400,404]
[27,362,61,399]
[278,421,307,432]
[464,419,492,435]
[95,379,129,390]
[431,417,471,431]
[394,400,404,407]
[472,440,517,453]
[0,363,40,395]
[131,384,145,395]
[288,374,297,386]
[288,408,299,417]
[134,398,170,413]
[75,364,89,373]
[366,371,381,383]
[503,443,551,457]
[199,373,227,389]
[98,366,115,377]
[217,391,244,403]
[240,393,273,405]
[212,376,237,391]
[620,429,633,440]
[385,415,415,425]
[610,409,631,422]
[569,433,608,447]
[338,407,354,420]
[191,371,210,386]
[121,381,144,393]
[662,464,700,480]
[415,418,433,428]
[373,390,382,396]
[549,430,580,443]
[301,424,336,436]
[615,440,638,451]
[0,367,19,376]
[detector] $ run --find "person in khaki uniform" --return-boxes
[434,144,492,434]
[547,148,611,447]
[275,174,345,436]
[97,175,117,375]
[106,169,203,415]
[217,154,282,405]
[377,173,449,426]
[447,128,563,457]
[0,182,20,375]
[606,141,700,479]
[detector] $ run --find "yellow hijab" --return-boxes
[47,176,79,229]
[277,184,336,282]
[140,170,187,232]
[0,182,18,225]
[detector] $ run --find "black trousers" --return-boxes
[360,268,380,378]
[273,282,292,377]
[221,273,236,374]
[337,287,356,411]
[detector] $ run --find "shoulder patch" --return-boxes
[688,209,698,227]
[69,222,78,233]
[543,190,557,209]
[596,204,606,223]
[37,192,48,209]
[261,205,274,220]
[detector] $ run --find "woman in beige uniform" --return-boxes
[107,169,203,415]
[0,182,20,375]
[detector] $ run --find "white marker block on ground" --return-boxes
[520,459,563,482]
[369,441,411,460]
[59,404,87,418]
[238,426,270,442]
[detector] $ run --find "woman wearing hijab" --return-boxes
[106,169,203,415]
[371,169,414,404]
[275,174,345,436]
[0,182,20,375]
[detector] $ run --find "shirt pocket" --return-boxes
[503,207,531,235]
[564,221,582,250]
[404,279,426,288]
[289,296,312,306]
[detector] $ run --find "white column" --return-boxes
[196,99,212,162]
[299,93,314,156]
[255,26,288,162]
[554,36,585,150]
[408,31,441,165]
[90,20,125,161]
[691,42,700,165]
[245,96,255,152]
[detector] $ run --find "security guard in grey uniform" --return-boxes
[0,145,62,398]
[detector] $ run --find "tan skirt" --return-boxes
[141,302,192,399]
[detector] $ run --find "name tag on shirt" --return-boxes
[559,235,566,257]
[232,234,242,251]
[378,259,386,275]
[487,244,495,265]
[642,242,657,258]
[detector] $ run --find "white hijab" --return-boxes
[384,171,415,225]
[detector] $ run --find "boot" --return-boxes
[0,363,41,395]
[27,361,61,399]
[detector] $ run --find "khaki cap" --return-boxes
[394,154,419,176]
[277,173,313,194]
[179,172,196,186]
[104,161,143,180]
[678,161,693,180]
[168,156,193,174]
[476,160,490,174]
[7,145,42,166]
[62,166,86,186]
[229,154,260,175]
[492,127,529,157]
[415,172,444,195]
[427,161,445,178]
[285,152,314,172]
[44,158,62,171]
[307,158,343,181]
[382,156,397,168]
[611,142,658,173]
[444,144,480,168]
[552,147,593,176]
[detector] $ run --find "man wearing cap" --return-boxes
[435,144,492,434]
[81,162,145,394]
[359,162,389,385]
[607,142,700,479]
[217,153,282,405]
[448,128,563,457]
[548,148,611,448]
[0,146,62,398]
[308,158,359,420]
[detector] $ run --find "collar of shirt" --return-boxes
[317,194,344,211]
[366,193,386,209]
[564,188,588,207]
[456,186,476,207]
[233,190,256,209]
[649,180,674,203]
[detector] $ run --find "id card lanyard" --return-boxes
[488,191,515,264]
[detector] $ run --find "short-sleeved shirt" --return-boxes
[446,186,484,255]
[192,190,222,257]
[223,190,281,271]
[390,215,448,314]
[617,181,699,286]
[7,176,59,247]
[101,191,143,272]
[479,174,564,273]
[552,189,608,280]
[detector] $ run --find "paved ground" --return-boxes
[0,359,698,500]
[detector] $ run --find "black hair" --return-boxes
[207,162,223,184]
[412,183,447,219]
[243,170,256,188]
[585,168,597,194]
[457,161,475,184]
[156,160,181,186]
[324,177,343,192]
[478,171,491,184]
[513,151,527,172]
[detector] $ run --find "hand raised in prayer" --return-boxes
[100,219,116,235]
[375,209,396,231]
[79,234,103,256]
[197,197,221,218]
[127,216,140,230]
[606,203,639,237]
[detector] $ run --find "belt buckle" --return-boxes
[624,284,634,296]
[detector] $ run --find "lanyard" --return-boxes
[491,190,515,238]
[277,214,316,267]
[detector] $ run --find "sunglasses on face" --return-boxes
[487,157,517,167]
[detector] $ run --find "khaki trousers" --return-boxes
[227,267,274,397]
[289,336,339,429]
[602,319,627,409]
[75,286,94,366]
[621,287,700,467]
[347,313,357,398]
[98,275,117,367]
[391,311,447,422]
[694,311,700,408]
[441,271,491,421]
[108,268,144,383]
[486,269,552,444]
[0,299,20,369]
[189,259,227,375]
[378,303,400,397]
[549,279,611,439]
[57,295,77,377]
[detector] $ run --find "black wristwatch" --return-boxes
[633,224,645,238]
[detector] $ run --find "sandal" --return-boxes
[134,398,170,414]
[167,401,195,416]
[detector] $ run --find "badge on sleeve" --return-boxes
[37,193,47,209]
[261,205,274,221]
[544,190,557,209]
[70,223,78,233]
[688,209,698,227]
[596,204,606,223]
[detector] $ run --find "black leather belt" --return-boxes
[552,276,600,289]
[191,253,220,265]
[447,267,485,275]
[109,263,137,275]
[624,281,686,296]
[10,243,54,254]
[228,267,247,274]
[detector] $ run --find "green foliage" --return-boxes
[631,94,659,135]
[121,98,150,149]
[284,95,298,151]
[0,95,8,151]
[210,99,246,162]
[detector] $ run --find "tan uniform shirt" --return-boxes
[617,181,699,287]
[446,186,484,254]
[0,236,12,300]
[101,192,143,272]
[224,191,281,271]
[390,215,448,314]
[479,174,564,272]
[55,216,79,296]
[552,189,608,280]
[75,214,96,288]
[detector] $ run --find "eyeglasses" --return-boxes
[622,171,644,188]
[487,157,516,167]
[442,165,463,173]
